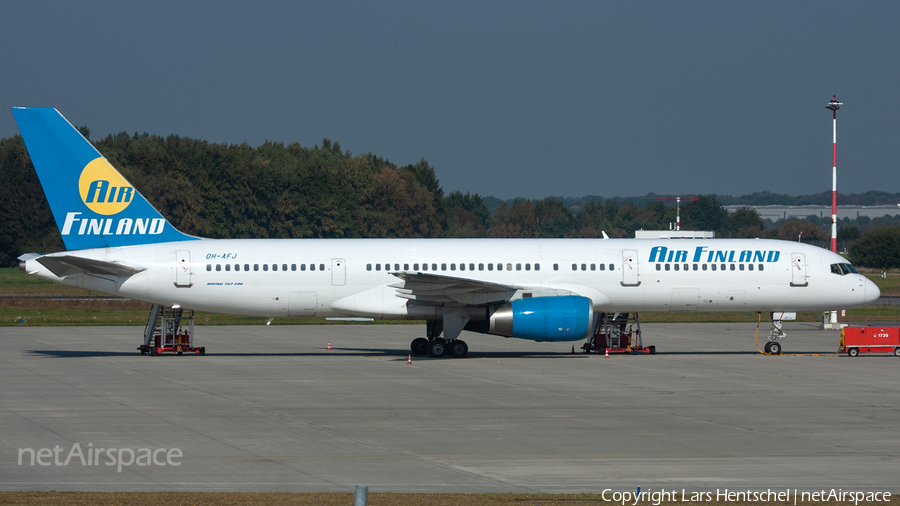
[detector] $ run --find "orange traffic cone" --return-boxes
[407,354,412,365]
[604,348,609,359]
[571,345,575,354]
[327,341,332,350]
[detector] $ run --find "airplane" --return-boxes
[11,107,881,357]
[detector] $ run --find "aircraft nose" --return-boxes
[864,277,881,304]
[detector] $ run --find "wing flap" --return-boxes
[390,272,517,306]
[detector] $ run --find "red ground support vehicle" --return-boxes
[840,327,900,357]
[582,312,655,355]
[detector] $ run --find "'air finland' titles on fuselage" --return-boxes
[649,245,781,264]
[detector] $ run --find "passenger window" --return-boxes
[730,264,735,271]
[759,264,764,271]
[272,264,278,271]
[291,264,296,271]
[459,263,465,271]
[404,263,409,270]
[599,264,605,271]
[590,264,595,271]
[535,264,540,271]
[498,263,503,271]
[225,264,231,271]
[609,263,614,271]
[525,264,530,271]
[554,264,558,271]
[450,263,456,271]
[206,264,211,271]
[310,264,315,271]
[665,264,670,271]
[516,263,522,271]
[711,264,716,271]
[702,264,707,271]
[244,264,250,271]
[572,264,577,271]
[320,264,325,271]
[414,263,419,270]
[216,264,221,271]
[263,264,268,271]
[507,263,512,271]
[478,263,484,270]
[683,264,688,271]
[367,264,372,271]
[469,263,475,270]
[488,263,493,271]
[301,264,306,271]
[656,264,661,271]
[376,264,381,271]
[748,264,754,271]
[254,264,259,271]
[674,264,680,271]
[693,264,698,271]
[432,263,437,271]
[721,264,726,270]
[739,264,744,271]
[282,264,287,271]
[581,264,586,271]
[422,263,428,271]
[395,264,400,271]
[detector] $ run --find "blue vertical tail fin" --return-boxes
[11,107,196,250]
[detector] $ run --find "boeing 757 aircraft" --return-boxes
[11,107,880,356]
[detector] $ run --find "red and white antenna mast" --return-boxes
[826,96,842,253]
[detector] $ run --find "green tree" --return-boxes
[723,207,766,238]
[681,195,728,232]
[849,226,900,268]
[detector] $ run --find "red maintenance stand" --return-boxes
[138,305,205,356]
[582,312,655,355]
[840,326,900,357]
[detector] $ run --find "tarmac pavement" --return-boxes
[0,321,897,493]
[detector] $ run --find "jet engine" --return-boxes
[485,296,593,342]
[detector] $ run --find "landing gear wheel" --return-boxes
[448,340,468,358]
[411,338,429,356]
[848,347,859,357]
[429,339,447,358]
[767,341,782,355]
[764,342,772,354]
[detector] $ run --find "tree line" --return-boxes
[1,131,898,268]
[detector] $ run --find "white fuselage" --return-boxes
[25,238,879,318]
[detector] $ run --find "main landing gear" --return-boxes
[410,318,469,358]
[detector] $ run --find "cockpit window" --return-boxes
[831,262,859,276]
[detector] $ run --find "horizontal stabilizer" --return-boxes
[36,255,146,278]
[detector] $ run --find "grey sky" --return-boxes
[2,1,898,199]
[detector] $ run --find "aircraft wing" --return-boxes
[389,272,518,306]
[36,255,146,278]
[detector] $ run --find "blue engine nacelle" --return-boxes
[486,296,593,342]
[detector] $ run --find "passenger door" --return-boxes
[790,253,808,287]
[175,250,192,287]
[621,249,640,286]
